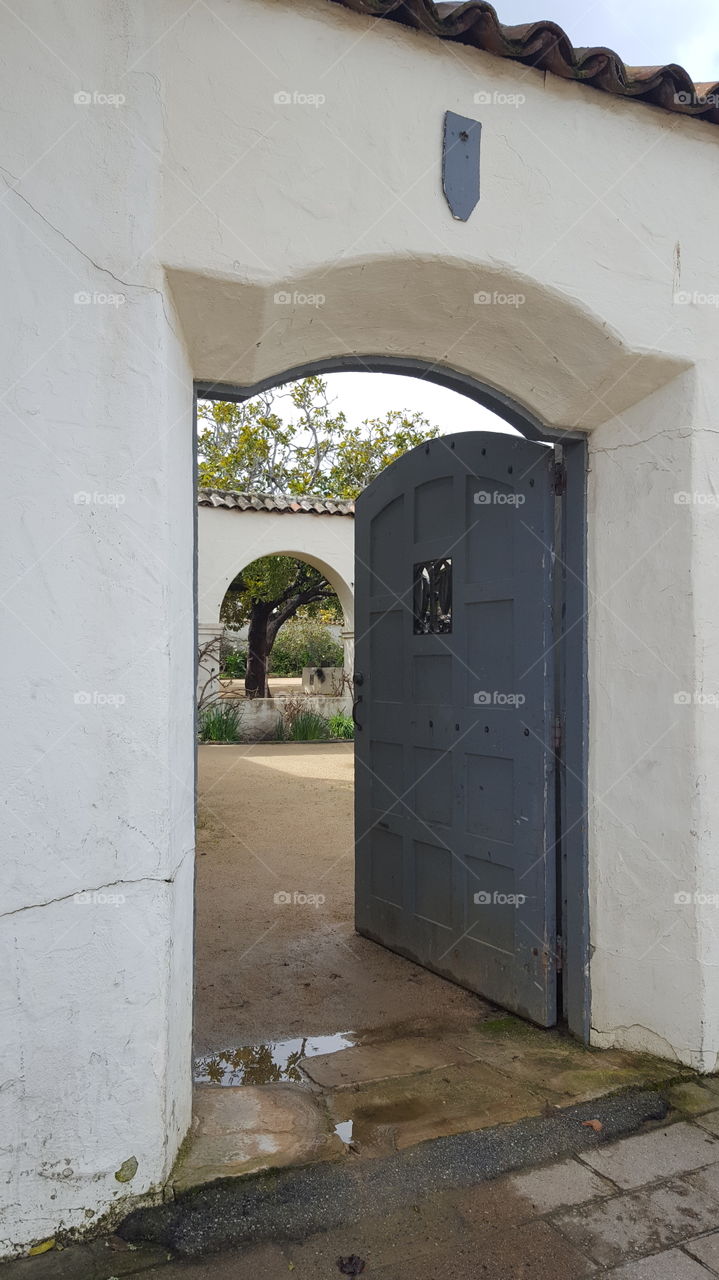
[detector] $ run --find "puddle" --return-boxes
[333,1119,354,1145]
[195,1032,355,1086]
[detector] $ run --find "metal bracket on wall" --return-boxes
[442,111,481,221]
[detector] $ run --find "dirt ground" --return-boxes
[218,675,304,699]
[194,743,488,1056]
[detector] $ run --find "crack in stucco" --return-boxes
[591,1023,685,1059]
[592,426,719,457]
[0,873,182,921]
[0,165,176,332]
[591,428,693,454]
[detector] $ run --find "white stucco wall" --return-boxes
[197,503,355,695]
[1,2,196,1253]
[3,0,719,1255]
[197,503,354,628]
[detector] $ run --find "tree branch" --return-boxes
[269,585,335,634]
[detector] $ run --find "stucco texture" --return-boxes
[3,0,719,1256]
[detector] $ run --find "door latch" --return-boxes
[352,672,364,731]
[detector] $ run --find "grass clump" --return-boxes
[199,702,242,742]
[328,712,354,740]
[286,710,330,741]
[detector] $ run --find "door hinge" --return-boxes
[555,935,565,971]
[553,714,562,752]
[552,461,566,496]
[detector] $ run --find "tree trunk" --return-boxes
[263,618,284,694]
[245,603,272,698]
[244,583,334,698]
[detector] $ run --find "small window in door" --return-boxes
[413,558,452,634]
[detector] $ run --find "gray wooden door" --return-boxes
[354,431,558,1026]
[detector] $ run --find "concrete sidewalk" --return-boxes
[145,1117,719,1277]
[8,1081,719,1278]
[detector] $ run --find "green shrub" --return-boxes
[328,712,354,740]
[221,648,246,678]
[199,702,242,742]
[270,618,343,677]
[286,710,330,741]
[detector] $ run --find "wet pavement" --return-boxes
[194,743,490,1055]
[179,1014,686,1188]
[6,740,716,1275]
[194,1032,355,1087]
[11,1087,719,1277]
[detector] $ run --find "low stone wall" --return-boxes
[225,692,352,742]
[302,666,346,695]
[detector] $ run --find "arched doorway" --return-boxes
[195,360,588,1042]
[197,496,355,713]
[190,366,588,1170]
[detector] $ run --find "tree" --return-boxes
[200,377,441,695]
[198,376,440,496]
[222,556,339,697]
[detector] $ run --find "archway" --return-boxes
[189,363,588,1173]
[218,550,347,698]
[194,355,589,1040]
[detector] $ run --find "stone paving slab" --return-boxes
[696,1110,719,1137]
[326,1059,545,1152]
[685,1161,719,1198]
[578,1121,719,1189]
[276,1209,598,1280]
[665,1082,719,1116]
[684,1229,719,1271]
[273,1195,471,1272]
[506,1155,616,1213]
[173,1083,342,1190]
[364,1221,598,1280]
[0,1241,171,1279]
[553,1172,719,1267]
[457,1018,687,1105]
[300,1034,470,1088]
[606,1248,715,1278]
[138,1241,289,1278]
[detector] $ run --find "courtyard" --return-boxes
[194,741,487,1056]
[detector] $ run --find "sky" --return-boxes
[322,373,517,436]
[315,2,719,438]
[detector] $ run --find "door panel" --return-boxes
[354,431,557,1026]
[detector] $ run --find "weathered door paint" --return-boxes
[354,432,558,1025]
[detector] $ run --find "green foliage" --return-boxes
[286,710,330,741]
[221,555,338,631]
[269,618,344,677]
[327,410,442,498]
[201,375,440,697]
[220,648,246,678]
[328,712,354,740]
[198,376,440,499]
[308,597,344,625]
[199,702,242,742]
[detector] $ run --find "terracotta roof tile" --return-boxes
[198,489,355,515]
[330,0,719,126]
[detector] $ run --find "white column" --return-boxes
[587,368,719,1071]
[341,629,354,680]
